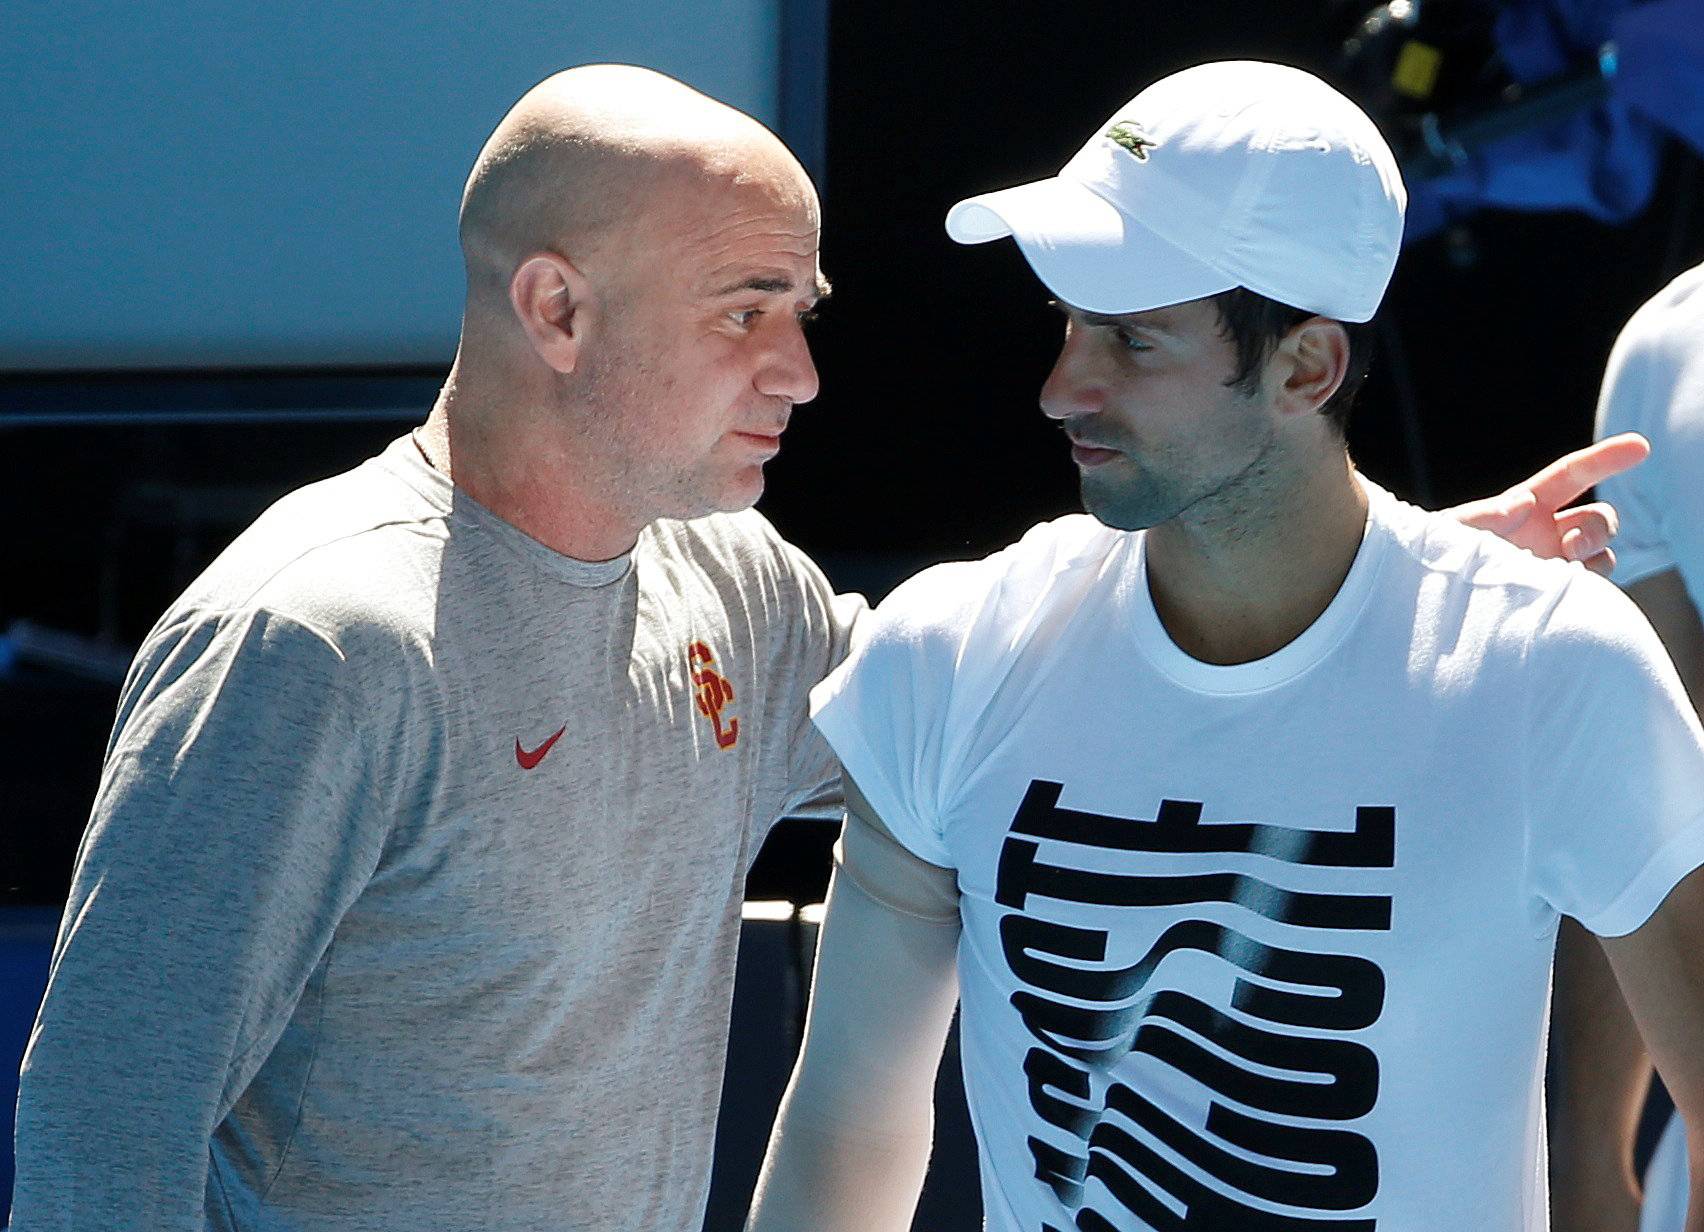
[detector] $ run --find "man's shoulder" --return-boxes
[1527,557,1669,665]
[1599,260,1704,418]
[809,514,1124,822]
[867,513,1124,648]
[1376,484,1579,603]
[1374,486,1655,662]
[159,454,443,653]
[1619,259,1704,354]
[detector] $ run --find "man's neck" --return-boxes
[416,380,644,564]
[1142,454,1369,666]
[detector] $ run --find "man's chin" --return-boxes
[1081,478,1169,533]
[723,464,767,511]
[644,470,762,527]
[685,466,768,521]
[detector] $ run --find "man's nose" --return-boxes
[1038,336,1105,421]
[755,320,820,406]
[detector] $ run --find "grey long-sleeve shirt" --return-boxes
[12,436,861,1231]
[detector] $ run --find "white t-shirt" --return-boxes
[811,478,1704,1232]
[1594,261,1704,1232]
[1596,260,1704,594]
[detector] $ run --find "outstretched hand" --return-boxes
[1445,433,1650,577]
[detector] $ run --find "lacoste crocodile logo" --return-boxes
[515,725,566,770]
[688,641,739,750]
[1106,120,1158,161]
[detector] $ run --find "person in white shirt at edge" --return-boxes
[1549,261,1704,1232]
[743,61,1704,1232]
[4,61,1644,1232]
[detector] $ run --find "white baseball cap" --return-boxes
[944,60,1406,323]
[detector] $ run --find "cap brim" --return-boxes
[945,176,1236,315]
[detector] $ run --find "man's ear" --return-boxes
[1275,318,1350,417]
[509,251,594,374]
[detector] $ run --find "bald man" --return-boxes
[11,67,853,1232]
[6,63,1646,1232]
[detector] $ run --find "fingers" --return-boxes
[1556,501,1621,576]
[1449,489,1536,535]
[1525,433,1651,511]
[1575,546,1618,577]
[1556,501,1621,560]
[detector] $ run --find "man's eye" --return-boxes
[1115,328,1151,353]
[729,309,761,328]
[796,307,820,327]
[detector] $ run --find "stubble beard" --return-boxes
[576,319,775,524]
[1079,413,1283,537]
[575,331,728,525]
[1080,456,1201,532]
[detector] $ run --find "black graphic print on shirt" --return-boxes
[995,780,1395,1231]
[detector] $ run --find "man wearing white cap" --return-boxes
[744,61,1704,1231]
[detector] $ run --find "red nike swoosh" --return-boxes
[515,725,567,770]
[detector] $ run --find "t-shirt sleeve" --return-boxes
[10,607,393,1231]
[1594,314,1679,587]
[809,564,981,870]
[1522,573,1704,936]
[753,524,869,824]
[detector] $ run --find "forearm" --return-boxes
[747,1056,938,1232]
[745,795,962,1232]
[1689,1170,1704,1232]
[1550,919,1647,1232]
[1599,867,1704,1232]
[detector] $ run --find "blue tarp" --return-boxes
[1405,0,1704,240]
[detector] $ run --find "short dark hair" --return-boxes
[1209,287,1375,436]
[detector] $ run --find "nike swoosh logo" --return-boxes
[515,725,567,770]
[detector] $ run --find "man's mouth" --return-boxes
[733,430,784,455]
[1065,434,1121,467]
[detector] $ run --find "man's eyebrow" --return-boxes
[711,272,832,301]
[1048,298,1163,329]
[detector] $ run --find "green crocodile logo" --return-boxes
[1106,121,1158,161]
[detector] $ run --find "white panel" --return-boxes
[0,0,782,371]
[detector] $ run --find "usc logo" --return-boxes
[688,641,739,750]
